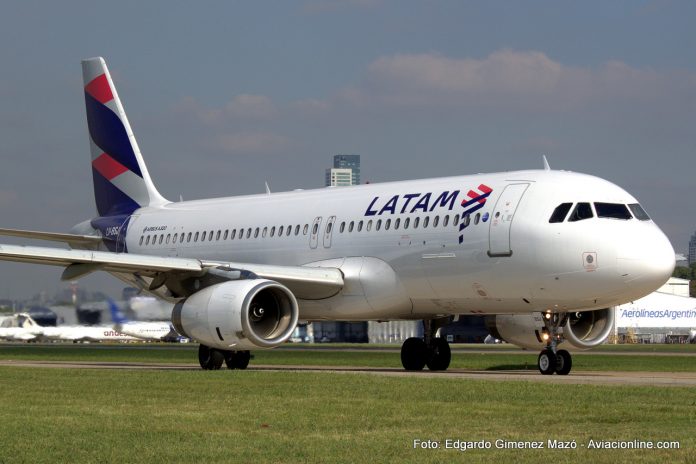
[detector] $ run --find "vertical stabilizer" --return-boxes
[82,57,167,217]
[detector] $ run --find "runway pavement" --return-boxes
[1,359,695,387]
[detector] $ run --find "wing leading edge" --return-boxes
[0,243,343,300]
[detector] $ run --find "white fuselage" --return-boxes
[110,169,674,321]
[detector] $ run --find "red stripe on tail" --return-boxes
[85,74,114,104]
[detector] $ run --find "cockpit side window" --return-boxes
[594,203,633,220]
[568,202,593,222]
[549,203,573,223]
[628,203,651,221]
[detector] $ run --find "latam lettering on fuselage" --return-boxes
[364,190,460,216]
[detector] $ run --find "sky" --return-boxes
[0,0,695,300]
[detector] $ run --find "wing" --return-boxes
[0,243,343,300]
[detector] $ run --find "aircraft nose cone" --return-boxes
[618,226,675,293]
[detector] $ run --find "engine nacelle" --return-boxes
[172,279,299,350]
[485,308,615,350]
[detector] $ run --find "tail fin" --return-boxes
[82,57,167,217]
[108,299,129,325]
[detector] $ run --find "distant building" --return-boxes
[325,168,353,187]
[689,232,696,265]
[325,154,360,186]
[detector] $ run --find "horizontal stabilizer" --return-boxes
[0,228,102,246]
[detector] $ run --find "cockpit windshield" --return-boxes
[567,203,593,222]
[594,203,632,220]
[628,203,651,221]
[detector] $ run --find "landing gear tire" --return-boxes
[224,350,251,370]
[198,344,224,370]
[401,337,428,371]
[426,338,451,371]
[537,349,557,375]
[555,349,572,375]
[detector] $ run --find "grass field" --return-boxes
[2,343,696,372]
[0,344,694,463]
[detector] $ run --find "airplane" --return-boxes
[108,299,176,341]
[0,313,43,341]
[0,57,675,374]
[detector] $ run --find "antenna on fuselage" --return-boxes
[542,155,551,171]
[265,182,271,194]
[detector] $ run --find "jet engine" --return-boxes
[172,279,299,350]
[485,308,615,350]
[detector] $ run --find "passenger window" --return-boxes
[279,226,284,236]
[223,230,228,240]
[231,230,236,240]
[367,220,373,231]
[358,221,363,232]
[443,215,449,227]
[629,203,650,221]
[287,225,292,236]
[568,203,593,222]
[187,232,192,242]
[139,236,144,246]
[303,225,309,235]
[294,225,300,235]
[327,223,333,234]
[340,222,345,233]
[453,214,459,226]
[404,217,410,229]
[394,218,400,230]
[145,236,150,245]
[216,230,221,240]
[159,235,164,244]
[262,227,268,237]
[385,219,391,230]
[312,223,319,235]
[595,203,632,220]
[414,217,420,228]
[254,228,259,238]
[349,221,354,232]
[194,232,199,242]
[376,219,382,231]
[246,229,252,239]
[180,234,185,243]
[270,227,275,237]
[209,231,214,241]
[201,231,206,241]
[433,216,440,227]
[423,217,429,228]
[463,214,470,227]
[549,203,573,223]
[474,213,480,225]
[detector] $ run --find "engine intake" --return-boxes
[485,308,615,350]
[172,279,299,350]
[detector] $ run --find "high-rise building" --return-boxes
[325,168,353,187]
[331,154,360,185]
[689,232,696,265]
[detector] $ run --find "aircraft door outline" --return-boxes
[488,183,529,257]
[323,216,336,248]
[310,216,322,249]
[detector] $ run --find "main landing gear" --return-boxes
[198,344,251,370]
[537,312,573,375]
[400,318,452,371]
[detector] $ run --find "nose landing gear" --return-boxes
[537,312,573,375]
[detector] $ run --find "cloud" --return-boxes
[173,94,278,125]
[339,49,694,113]
[207,132,294,156]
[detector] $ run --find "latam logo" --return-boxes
[459,184,493,243]
[364,191,460,216]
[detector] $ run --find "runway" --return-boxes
[1,359,695,386]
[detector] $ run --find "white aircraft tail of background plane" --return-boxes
[0,57,676,374]
[108,299,174,341]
